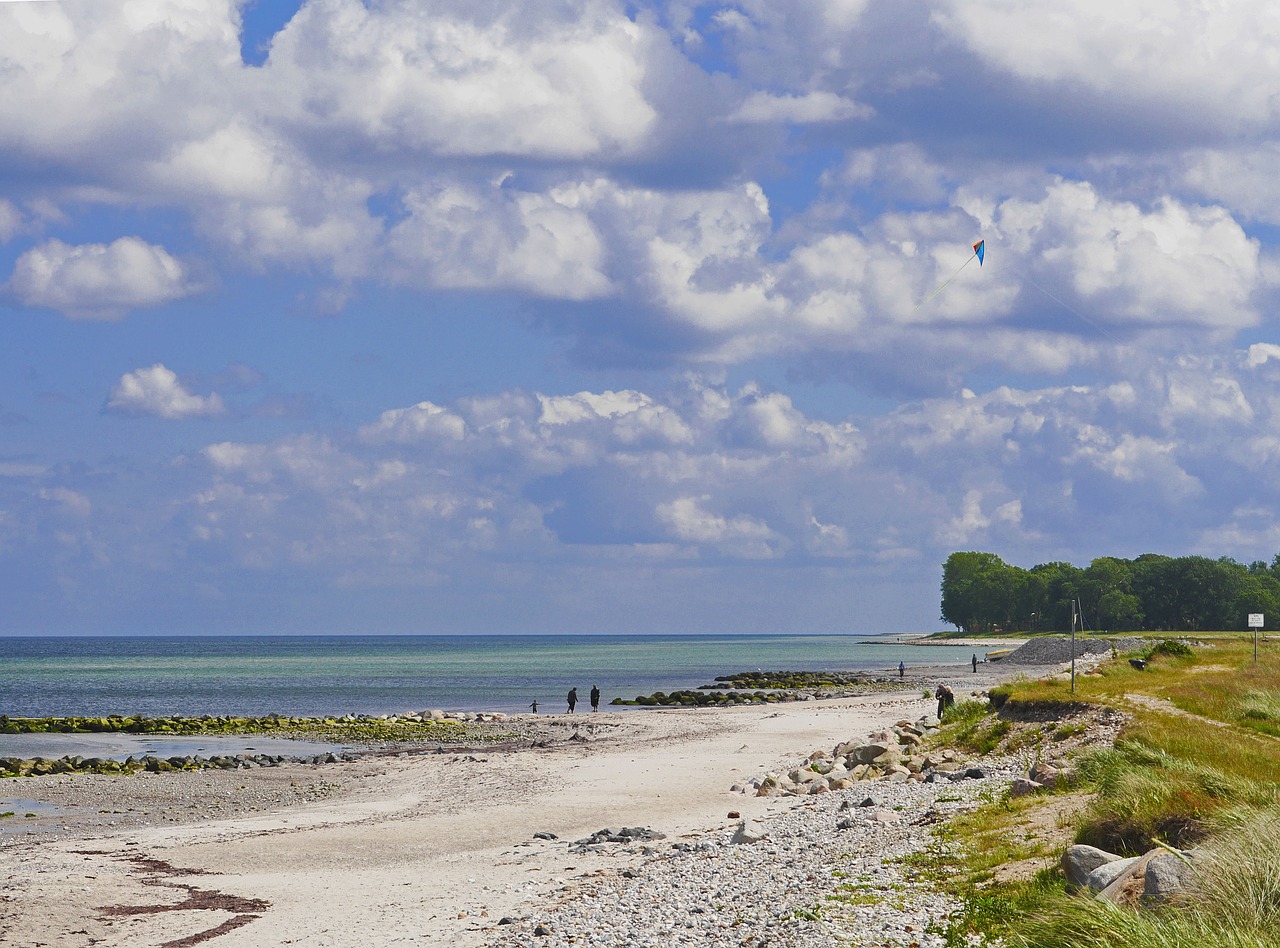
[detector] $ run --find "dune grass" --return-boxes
[927,633,1280,948]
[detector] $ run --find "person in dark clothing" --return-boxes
[590,684,601,712]
[898,661,905,678]
[972,653,979,673]
[567,687,577,713]
[936,685,954,720]
[529,699,538,714]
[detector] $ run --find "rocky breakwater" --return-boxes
[742,714,986,798]
[0,750,355,778]
[0,708,515,779]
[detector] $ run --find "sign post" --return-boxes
[1249,613,1264,663]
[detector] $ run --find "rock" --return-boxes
[1063,844,1123,887]
[731,821,766,844]
[1143,850,1198,904]
[534,924,552,936]
[852,743,895,764]
[1009,778,1045,797]
[1097,851,1159,906]
[1029,760,1066,786]
[1086,856,1139,892]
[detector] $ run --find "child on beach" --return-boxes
[529,699,538,714]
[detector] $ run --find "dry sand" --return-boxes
[0,666,1025,947]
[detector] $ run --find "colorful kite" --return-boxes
[915,239,985,312]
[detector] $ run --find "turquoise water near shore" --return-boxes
[0,634,978,718]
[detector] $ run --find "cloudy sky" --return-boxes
[3,0,1280,635]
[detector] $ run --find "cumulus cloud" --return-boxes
[10,238,200,319]
[107,365,226,419]
[261,0,660,160]
[932,0,1280,130]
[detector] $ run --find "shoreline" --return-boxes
[0,661,1053,947]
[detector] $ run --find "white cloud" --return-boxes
[0,199,20,242]
[991,180,1260,331]
[729,91,871,124]
[10,238,200,319]
[261,0,660,160]
[933,0,1280,131]
[655,495,779,558]
[359,402,467,444]
[107,364,225,419]
[388,179,611,299]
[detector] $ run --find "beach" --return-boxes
[0,661,1040,947]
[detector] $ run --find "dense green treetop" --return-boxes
[940,551,1280,633]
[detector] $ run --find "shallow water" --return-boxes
[0,732,352,762]
[0,633,980,717]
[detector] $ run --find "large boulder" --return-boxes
[852,743,897,765]
[1096,851,1159,906]
[1086,856,1139,892]
[1062,845,1123,887]
[1143,850,1199,905]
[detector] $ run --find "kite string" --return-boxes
[913,252,976,312]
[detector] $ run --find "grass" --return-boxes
[1009,806,1280,948]
[907,634,1280,948]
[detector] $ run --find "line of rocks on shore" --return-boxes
[0,709,516,779]
[739,713,985,797]
[0,751,355,777]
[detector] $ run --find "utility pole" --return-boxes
[1071,599,1077,693]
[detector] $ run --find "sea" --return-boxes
[0,633,979,719]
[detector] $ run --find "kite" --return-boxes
[914,239,985,312]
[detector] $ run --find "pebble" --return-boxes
[487,754,1024,948]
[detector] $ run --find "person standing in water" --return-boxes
[590,684,601,712]
[567,687,578,713]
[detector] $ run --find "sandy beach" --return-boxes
[0,664,1035,947]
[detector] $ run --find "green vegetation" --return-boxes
[941,549,1280,633]
[0,712,508,745]
[909,632,1280,948]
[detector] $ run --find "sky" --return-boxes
[4,0,1280,635]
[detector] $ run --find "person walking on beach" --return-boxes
[972,652,978,673]
[529,699,538,714]
[898,661,905,679]
[567,687,577,713]
[590,684,600,712]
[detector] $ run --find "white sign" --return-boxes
[1249,613,1265,628]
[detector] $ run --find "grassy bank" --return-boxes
[910,634,1280,947]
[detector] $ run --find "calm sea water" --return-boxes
[0,634,978,719]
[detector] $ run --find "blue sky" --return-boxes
[4,0,1280,635]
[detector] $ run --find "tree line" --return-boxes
[940,551,1280,634]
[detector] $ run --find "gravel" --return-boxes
[486,757,1025,948]
[1002,635,1146,665]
